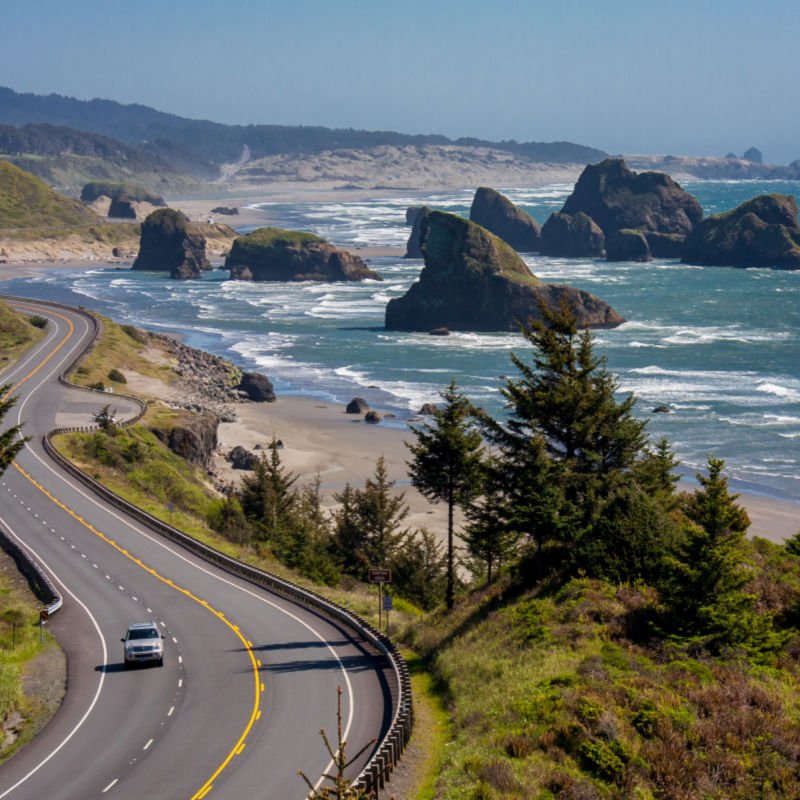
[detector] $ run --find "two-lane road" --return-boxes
[0,299,393,799]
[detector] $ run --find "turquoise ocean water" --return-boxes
[3,181,799,503]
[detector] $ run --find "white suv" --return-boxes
[122,622,164,668]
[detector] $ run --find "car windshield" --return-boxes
[128,628,159,640]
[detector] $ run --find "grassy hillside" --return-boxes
[0,299,46,365]
[0,160,99,231]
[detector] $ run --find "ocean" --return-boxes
[3,181,799,504]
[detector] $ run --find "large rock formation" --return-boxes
[237,372,276,402]
[540,211,605,257]
[680,194,800,270]
[132,208,211,280]
[226,227,381,281]
[385,211,623,332]
[743,147,763,164]
[469,187,541,251]
[561,158,703,239]
[404,206,431,258]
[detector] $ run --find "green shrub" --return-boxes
[578,739,629,783]
[107,368,127,384]
[120,324,146,344]
[28,315,47,329]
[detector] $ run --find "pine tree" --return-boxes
[407,381,484,608]
[391,528,448,610]
[463,484,521,584]
[0,387,28,476]
[239,437,297,547]
[661,457,766,648]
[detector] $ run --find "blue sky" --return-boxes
[3,0,798,163]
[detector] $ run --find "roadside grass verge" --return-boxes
[0,299,46,368]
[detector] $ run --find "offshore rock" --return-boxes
[385,211,623,332]
[743,147,763,164]
[645,232,685,258]
[346,397,370,414]
[469,187,541,251]
[605,229,652,262]
[681,194,800,270]
[132,208,211,280]
[560,158,703,237]
[540,211,605,257]
[404,206,431,258]
[226,227,381,281]
[406,206,426,226]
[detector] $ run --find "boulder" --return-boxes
[385,211,623,332]
[418,403,437,415]
[429,327,449,336]
[469,187,541,251]
[227,445,260,470]
[404,206,431,258]
[108,197,138,219]
[743,147,763,164]
[652,405,671,414]
[364,410,382,424]
[132,208,211,280]
[605,229,652,262]
[226,227,381,282]
[237,372,276,402]
[560,158,703,237]
[540,212,605,257]
[211,206,239,215]
[680,194,800,270]
[149,412,218,468]
[346,397,370,414]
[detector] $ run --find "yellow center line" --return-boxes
[6,302,261,798]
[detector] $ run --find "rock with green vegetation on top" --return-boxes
[469,187,541,251]
[680,194,800,269]
[606,229,652,262]
[226,227,381,282]
[132,208,211,280]
[404,206,431,258]
[385,211,623,331]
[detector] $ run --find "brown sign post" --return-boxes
[368,568,392,627]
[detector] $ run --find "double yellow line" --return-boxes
[5,302,261,799]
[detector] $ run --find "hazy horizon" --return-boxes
[3,0,799,164]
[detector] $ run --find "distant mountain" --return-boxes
[0,121,204,192]
[0,86,608,169]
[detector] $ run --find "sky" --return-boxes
[2,0,799,163]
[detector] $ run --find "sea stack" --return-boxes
[132,208,211,280]
[469,187,541,251]
[226,227,382,281]
[385,211,623,332]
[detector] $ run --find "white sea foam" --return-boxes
[757,382,800,401]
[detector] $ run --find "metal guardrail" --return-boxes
[0,521,63,618]
[2,294,412,796]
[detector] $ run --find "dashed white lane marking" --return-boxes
[168,706,175,717]
[143,739,153,751]
[178,679,182,688]
[102,779,118,793]
[178,656,183,665]
[171,636,178,644]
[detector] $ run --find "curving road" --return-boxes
[0,299,394,799]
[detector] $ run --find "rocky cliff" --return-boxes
[540,211,605,258]
[680,194,800,270]
[132,208,211,279]
[226,227,382,281]
[385,211,623,332]
[405,206,431,258]
[149,411,218,468]
[469,187,541,251]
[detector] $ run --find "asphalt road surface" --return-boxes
[0,299,394,800]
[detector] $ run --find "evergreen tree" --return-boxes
[289,477,340,585]
[661,457,768,649]
[633,437,681,511]
[239,437,297,548]
[391,529,448,610]
[207,493,253,545]
[408,381,484,608]
[333,457,408,578]
[463,483,521,584]
[0,387,28,476]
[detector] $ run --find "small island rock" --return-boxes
[681,194,800,270]
[385,211,623,332]
[237,372,276,402]
[226,228,381,282]
[469,187,541,252]
[132,208,211,280]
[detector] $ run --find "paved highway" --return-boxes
[0,299,394,799]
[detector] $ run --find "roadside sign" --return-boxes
[39,609,49,623]
[368,568,391,584]
[383,594,393,611]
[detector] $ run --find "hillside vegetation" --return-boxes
[0,299,46,364]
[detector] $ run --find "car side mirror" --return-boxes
[161,634,165,639]
[120,638,125,642]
